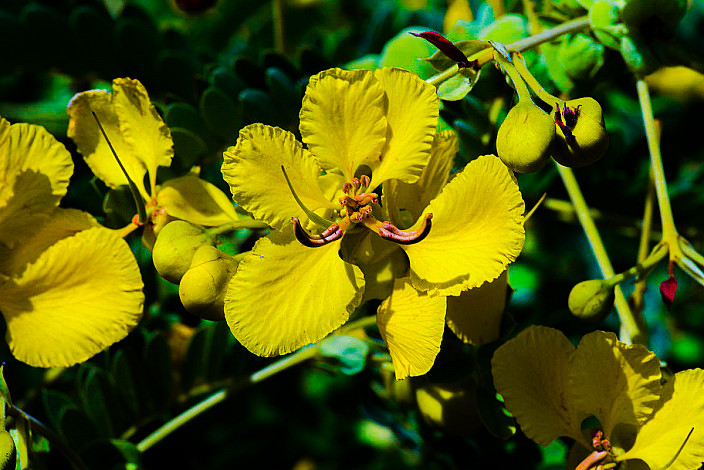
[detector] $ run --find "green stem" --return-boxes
[136,345,318,453]
[135,315,378,453]
[512,53,562,107]
[636,79,678,242]
[272,0,285,54]
[555,162,646,345]
[426,16,589,86]
[9,406,89,470]
[490,42,533,102]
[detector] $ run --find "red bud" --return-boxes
[660,274,678,309]
[409,31,475,69]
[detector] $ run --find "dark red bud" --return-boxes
[660,274,678,309]
[409,31,476,69]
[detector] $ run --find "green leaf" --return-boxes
[199,86,240,139]
[77,365,114,438]
[318,335,370,375]
[559,33,605,81]
[41,390,76,431]
[589,0,624,50]
[621,0,687,32]
[170,127,208,169]
[103,185,138,228]
[203,322,230,383]
[620,33,659,75]
[238,88,281,127]
[180,326,209,393]
[156,50,199,101]
[423,40,490,72]
[478,14,529,44]
[265,67,300,113]
[475,386,516,440]
[541,41,574,93]
[379,27,438,79]
[110,350,141,421]
[437,69,482,101]
[210,66,246,99]
[0,364,11,406]
[144,333,174,409]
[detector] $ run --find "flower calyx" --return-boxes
[292,175,433,248]
[550,97,609,168]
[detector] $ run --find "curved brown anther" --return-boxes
[355,193,378,206]
[291,218,343,247]
[351,178,361,191]
[575,450,609,470]
[358,206,373,218]
[360,175,371,189]
[378,213,433,245]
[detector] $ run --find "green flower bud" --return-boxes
[551,97,609,168]
[178,245,238,321]
[152,221,216,284]
[568,279,615,321]
[496,101,555,173]
[0,431,16,470]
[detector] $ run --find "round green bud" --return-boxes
[551,97,609,168]
[0,431,16,470]
[496,101,555,173]
[178,246,238,321]
[568,279,615,321]
[152,221,215,284]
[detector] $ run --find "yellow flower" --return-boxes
[0,117,144,368]
[67,78,241,244]
[492,325,704,470]
[222,67,524,380]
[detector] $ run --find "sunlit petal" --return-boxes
[0,120,74,248]
[299,68,387,180]
[157,175,238,226]
[492,326,586,447]
[0,226,144,368]
[112,78,174,195]
[446,269,507,345]
[222,124,335,231]
[403,155,525,296]
[368,67,438,187]
[384,130,457,228]
[67,89,149,199]
[569,331,661,438]
[619,369,704,470]
[224,228,364,356]
[377,277,446,380]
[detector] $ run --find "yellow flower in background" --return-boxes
[492,325,704,470]
[222,67,525,380]
[0,117,144,368]
[67,78,241,244]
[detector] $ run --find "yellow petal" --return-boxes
[491,325,586,447]
[368,68,438,187]
[446,269,507,345]
[67,89,149,199]
[224,228,364,357]
[0,226,144,368]
[299,68,387,180]
[112,78,173,195]
[376,277,446,380]
[0,209,98,276]
[157,175,238,226]
[384,130,457,228]
[222,124,335,231]
[0,119,74,248]
[619,369,704,470]
[403,155,525,296]
[569,331,661,439]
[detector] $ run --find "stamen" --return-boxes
[359,175,370,189]
[575,450,609,470]
[291,218,343,247]
[342,182,353,194]
[355,193,378,206]
[377,213,433,245]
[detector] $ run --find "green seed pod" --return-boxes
[496,101,555,173]
[0,431,16,470]
[152,220,215,284]
[568,279,615,321]
[551,97,609,168]
[178,245,238,321]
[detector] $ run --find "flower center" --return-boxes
[576,429,617,470]
[292,175,432,248]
